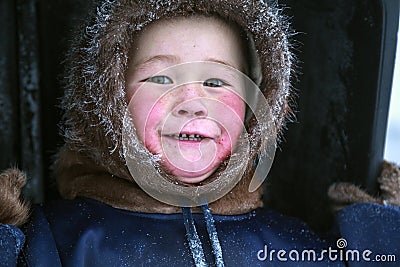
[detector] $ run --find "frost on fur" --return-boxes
[328,161,400,211]
[0,169,30,226]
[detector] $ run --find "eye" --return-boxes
[203,78,227,88]
[144,75,173,84]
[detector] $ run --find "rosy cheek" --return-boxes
[218,93,246,123]
[222,93,245,140]
[229,95,246,120]
[128,87,165,153]
[143,104,164,152]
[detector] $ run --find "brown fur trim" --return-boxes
[56,147,180,214]
[56,148,263,215]
[328,160,400,211]
[0,169,30,226]
[379,160,400,206]
[327,182,381,211]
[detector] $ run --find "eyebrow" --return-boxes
[133,55,180,71]
[133,55,240,71]
[205,57,240,70]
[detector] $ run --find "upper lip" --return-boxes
[160,119,221,140]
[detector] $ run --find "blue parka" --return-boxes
[1,198,399,266]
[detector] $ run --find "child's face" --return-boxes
[126,17,246,184]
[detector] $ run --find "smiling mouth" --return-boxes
[167,133,209,142]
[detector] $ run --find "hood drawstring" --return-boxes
[201,205,224,266]
[182,204,225,267]
[182,206,207,266]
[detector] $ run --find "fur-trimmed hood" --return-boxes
[55,0,294,215]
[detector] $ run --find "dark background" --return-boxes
[0,0,399,231]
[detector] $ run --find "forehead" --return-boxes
[129,16,246,71]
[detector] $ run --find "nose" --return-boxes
[173,99,208,117]
[172,84,208,117]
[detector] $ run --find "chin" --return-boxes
[168,164,219,184]
[175,172,214,184]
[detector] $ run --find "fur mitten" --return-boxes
[0,169,30,226]
[328,161,400,211]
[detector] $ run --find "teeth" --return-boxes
[170,133,205,141]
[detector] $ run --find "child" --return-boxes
[1,0,399,266]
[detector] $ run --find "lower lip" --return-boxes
[162,136,212,144]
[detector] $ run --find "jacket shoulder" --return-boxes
[19,205,62,267]
[337,203,400,266]
[0,223,25,267]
